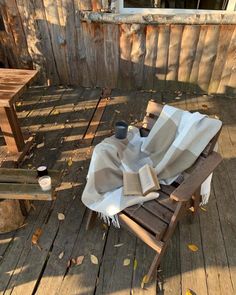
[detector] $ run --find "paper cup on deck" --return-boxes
[38,176,51,191]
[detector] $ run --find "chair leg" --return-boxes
[85,209,97,230]
[145,243,167,283]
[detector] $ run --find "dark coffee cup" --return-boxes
[115,121,128,139]
[37,166,48,177]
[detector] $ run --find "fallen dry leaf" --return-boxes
[37,142,45,149]
[67,158,73,167]
[58,213,65,221]
[114,243,124,248]
[52,110,60,115]
[141,275,148,288]
[16,101,23,107]
[186,289,194,295]
[59,251,64,259]
[31,228,43,250]
[76,255,84,266]
[133,258,138,270]
[188,244,199,252]
[90,254,98,265]
[102,232,106,240]
[123,258,130,266]
[200,206,207,212]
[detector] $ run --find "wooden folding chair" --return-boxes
[86,100,222,282]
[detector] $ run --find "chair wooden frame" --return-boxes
[85,100,222,283]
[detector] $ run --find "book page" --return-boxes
[123,172,143,196]
[139,164,160,195]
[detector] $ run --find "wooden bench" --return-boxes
[0,68,38,163]
[0,168,61,233]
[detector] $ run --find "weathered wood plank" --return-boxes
[131,24,146,89]
[143,25,158,90]
[189,25,208,92]
[159,227,181,295]
[119,24,133,89]
[198,25,220,92]
[154,25,170,91]
[217,27,236,94]
[178,25,200,92]
[43,0,70,85]
[103,24,119,88]
[208,25,235,94]
[95,228,136,294]
[199,195,234,295]
[166,25,183,91]
[179,216,208,295]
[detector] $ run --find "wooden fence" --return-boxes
[0,1,236,95]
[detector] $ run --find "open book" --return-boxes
[123,164,160,196]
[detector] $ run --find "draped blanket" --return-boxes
[82,105,222,223]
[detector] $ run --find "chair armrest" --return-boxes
[170,152,222,202]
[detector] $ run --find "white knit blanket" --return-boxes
[82,105,222,223]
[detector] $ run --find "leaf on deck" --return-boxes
[58,213,65,221]
[186,289,195,295]
[133,258,138,270]
[188,244,199,252]
[59,251,64,259]
[76,255,84,266]
[90,254,99,265]
[141,275,148,288]
[67,158,73,167]
[123,258,130,266]
[200,206,207,212]
[114,243,124,248]
[31,228,43,249]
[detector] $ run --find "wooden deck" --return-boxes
[0,86,235,295]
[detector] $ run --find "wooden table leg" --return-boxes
[0,105,24,153]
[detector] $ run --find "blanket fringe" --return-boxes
[98,212,120,228]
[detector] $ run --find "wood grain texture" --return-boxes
[166,25,183,90]
[1,2,236,94]
[154,25,170,91]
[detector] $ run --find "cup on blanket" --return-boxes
[115,121,128,139]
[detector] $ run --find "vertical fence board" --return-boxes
[61,0,80,85]
[130,24,146,89]
[119,24,133,89]
[16,0,47,83]
[189,25,207,92]
[166,25,183,91]
[104,24,119,88]
[217,27,236,94]
[1,0,32,69]
[81,22,97,86]
[43,0,70,84]
[94,23,106,87]
[154,25,170,91]
[143,25,158,90]
[31,0,59,85]
[208,25,235,94]
[178,25,200,92]
[198,25,220,92]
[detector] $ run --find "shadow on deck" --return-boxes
[0,86,235,295]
